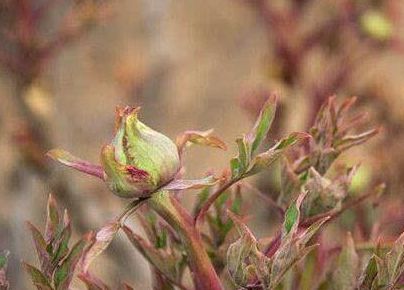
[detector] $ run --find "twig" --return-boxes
[194,178,240,226]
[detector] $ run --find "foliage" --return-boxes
[5,95,404,289]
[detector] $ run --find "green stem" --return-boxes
[148,191,222,290]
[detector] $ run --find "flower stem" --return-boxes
[148,191,222,290]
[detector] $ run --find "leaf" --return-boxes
[283,192,306,236]
[45,194,60,243]
[47,149,105,180]
[54,236,89,290]
[335,129,379,152]
[270,193,325,289]
[245,132,309,177]
[51,218,72,269]
[176,129,227,155]
[386,231,404,286]
[226,211,263,287]
[358,255,378,290]
[22,263,53,290]
[0,251,9,290]
[245,94,278,155]
[80,222,120,273]
[26,222,52,276]
[123,226,181,284]
[332,233,359,290]
[161,175,218,191]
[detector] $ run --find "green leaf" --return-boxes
[22,263,53,290]
[51,219,72,269]
[246,94,277,155]
[245,132,309,177]
[358,255,378,290]
[283,192,306,235]
[54,237,88,290]
[284,203,299,235]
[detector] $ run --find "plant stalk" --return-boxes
[148,191,222,290]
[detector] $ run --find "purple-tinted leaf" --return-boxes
[26,222,52,276]
[47,149,105,180]
[54,236,89,290]
[335,129,379,152]
[22,263,52,290]
[161,175,217,191]
[80,222,120,273]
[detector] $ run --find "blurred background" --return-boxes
[0,0,404,288]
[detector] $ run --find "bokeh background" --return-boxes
[0,0,404,288]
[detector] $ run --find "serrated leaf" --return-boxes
[23,263,53,290]
[54,237,88,290]
[80,222,120,273]
[332,233,359,290]
[161,175,217,191]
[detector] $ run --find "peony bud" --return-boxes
[100,106,180,197]
[48,106,223,199]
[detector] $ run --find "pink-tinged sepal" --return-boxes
[161,175,218,191]
[47,149,105,180]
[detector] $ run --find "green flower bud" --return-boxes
[101,107,180,198]
[48,106,223,199]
